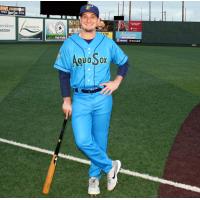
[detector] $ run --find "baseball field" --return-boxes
[0,43,200,197]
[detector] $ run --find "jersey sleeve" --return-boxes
[111,40,128,66]
[54,41,72,73]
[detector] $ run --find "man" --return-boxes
[54,4,128,196]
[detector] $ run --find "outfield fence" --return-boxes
[0,15,200,45]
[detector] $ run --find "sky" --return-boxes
[0,1,200,22]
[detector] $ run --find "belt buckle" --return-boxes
[75,88,81,93]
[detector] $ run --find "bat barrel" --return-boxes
[42,155,57,194]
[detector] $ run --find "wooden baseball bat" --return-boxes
[42,118,68,194]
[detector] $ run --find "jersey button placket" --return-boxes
[88,48,91,55]
[87,49,91,72]
[86,47,93,87]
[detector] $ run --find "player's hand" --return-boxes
[100,80,120,95]
[62,97,72,119]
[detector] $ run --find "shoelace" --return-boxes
[89,178,98,188]
[107,178,112,184]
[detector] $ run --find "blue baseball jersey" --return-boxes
[54,32,128,89]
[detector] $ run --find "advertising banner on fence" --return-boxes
[0,5,25,16]
[0,5,8,15]
[100,32,113,39]
[115,20,129,31]
[68,19,114,39]
[68,20,80,37]
[18,17,43,41]
[128,21,142,32]
[115,31,142,43]
[97,20,114,39]
[45,19,67,41]
[0,16,16,40]
[115,20,142,43]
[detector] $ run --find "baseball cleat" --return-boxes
[107,160,121,191]
[90,194,97,197]
[88,177,100,196]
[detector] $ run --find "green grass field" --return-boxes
[0,43,200,197]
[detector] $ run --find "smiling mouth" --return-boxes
[84,24,94,26]
[83,27,96,32]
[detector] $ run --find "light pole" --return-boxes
[149,1,151,21]
[182,1,184,22]
[164,10,166,21]
[122,1,124,16]
[129,1,132,21]
[185,7,186,21]
[118,2,120,16]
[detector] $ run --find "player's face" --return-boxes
[80,12,99,32]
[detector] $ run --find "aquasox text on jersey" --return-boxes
[73,53,108,67]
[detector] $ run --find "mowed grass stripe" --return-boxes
[123,45,200,96]
[0,44,200,197]
[0,44,53,103]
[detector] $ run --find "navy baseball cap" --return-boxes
[80,4,99,17]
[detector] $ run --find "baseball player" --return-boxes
[54,4,129,196]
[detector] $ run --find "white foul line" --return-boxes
[1,137,200,194]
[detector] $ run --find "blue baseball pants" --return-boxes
[72,91,113,178]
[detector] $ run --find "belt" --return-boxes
[74,87,103,93]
